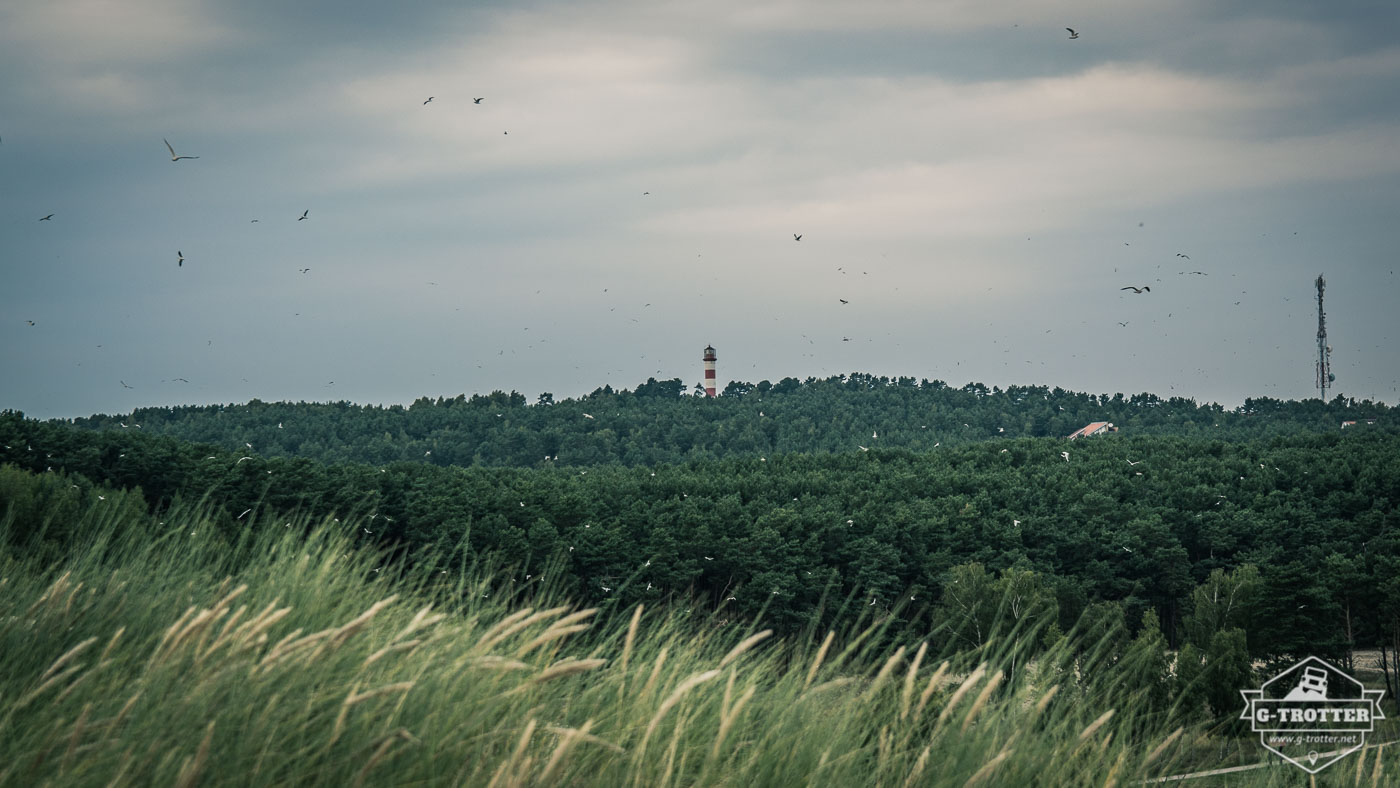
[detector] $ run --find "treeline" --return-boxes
[55,374,1394,468]
[3,409,1397,683]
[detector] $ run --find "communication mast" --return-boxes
[1315,275,1333,400]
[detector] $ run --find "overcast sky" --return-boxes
[3,0,1398,419]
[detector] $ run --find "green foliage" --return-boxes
[44,376,1396,469]
[1182,565,1261,651]
[1203,628,1254,722]
[3,408,1397,668]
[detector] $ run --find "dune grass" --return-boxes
[0,499,1391,787]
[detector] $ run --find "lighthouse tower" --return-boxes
[703,345,717,397]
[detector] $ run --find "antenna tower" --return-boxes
[1315,274,1333,400]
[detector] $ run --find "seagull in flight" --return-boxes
[1116,321,1129,327]
[163,139,199,161]
[120,380,133,389]
[423,96,434,105]
[26,320,36,326]
[39,214,54,221]
[1061,451,1070,461]
[582,413,595,419]
[793,234,802,241]
[177,251,184,267]
[1127,459,1143,466]
[839,299,849,304]
[1176,253,1190,259]
[1120,286,1150,293]
[1066,28,1079,39]
[298,210,309,221]
[473,97,483,104]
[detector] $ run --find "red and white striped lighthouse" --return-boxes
[703,344,717,397]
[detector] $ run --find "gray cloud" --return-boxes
[2,0,1398,418]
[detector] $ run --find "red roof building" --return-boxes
[1067,421,1117,440]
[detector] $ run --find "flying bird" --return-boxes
[39,214,53,221]
[423,97,434,104]
[1117,321,1129,327]
[839,299,849,304]
[1061,451,1070,461]
[177,251,184,267]
[1066,27,1079,39]
[298,210,309,221]
[163,139,198,161]
[120,380,133,389]
[793,234,802,241]
[300,268,310,273]
[26,320,36,326]
[1176,253,1190,259]
[582,413,595,419]
[1120,286,1150,293]
[473,97,483,104]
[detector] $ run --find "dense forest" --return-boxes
[60,374,1395,467]
[4,381,1398,711]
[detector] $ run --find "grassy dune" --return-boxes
[0,501,1390,787]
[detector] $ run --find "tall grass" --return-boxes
[0,499,1390,786]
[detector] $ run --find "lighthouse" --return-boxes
[703,345,717,397]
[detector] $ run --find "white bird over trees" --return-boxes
[1127,459,1143,466]
[582,413,594,419]
[1061,451,1070,461]
[164,138,198,161]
